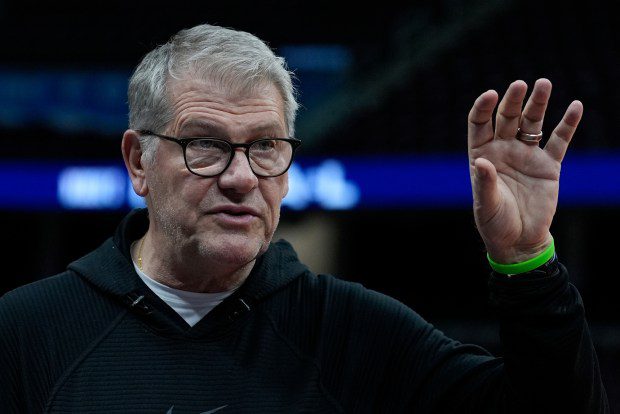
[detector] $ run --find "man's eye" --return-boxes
[195,140,227,151]
[254,140,277,151]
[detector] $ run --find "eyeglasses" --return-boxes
[137,130,301,178]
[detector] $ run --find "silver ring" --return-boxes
[516,127,543,143]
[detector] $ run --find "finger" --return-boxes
[519,78,552,135]
[495,80,528,140]
[468,90,499,150]
[543,100,583,162]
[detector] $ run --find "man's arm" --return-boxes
[464,78,608,412]
[486,260,608,413]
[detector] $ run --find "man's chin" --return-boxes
[199,236,266,267]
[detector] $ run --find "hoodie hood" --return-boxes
[67,208,309,337]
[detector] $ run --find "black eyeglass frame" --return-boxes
[137,129,301,178]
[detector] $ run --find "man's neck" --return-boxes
[132,235,255,293]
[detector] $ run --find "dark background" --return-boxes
[1,0,618,409]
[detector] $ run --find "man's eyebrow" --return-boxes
[179,120,286,137]
[251,121,286,136]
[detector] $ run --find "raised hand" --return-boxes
[467,79,583,264]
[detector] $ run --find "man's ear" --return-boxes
[121,129,149,197]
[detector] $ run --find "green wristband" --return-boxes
[487,239,555,275]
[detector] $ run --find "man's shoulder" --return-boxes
[305,271,407,302]
[0,270,93,324]
[264,270,440,386]
[2,269,82,297]
[278,270,425,328]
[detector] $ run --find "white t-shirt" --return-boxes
[131,244,236,327]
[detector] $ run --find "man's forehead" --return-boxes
[167,77,287,136]
[169,77,282,105]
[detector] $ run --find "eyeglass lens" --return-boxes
[185,139,293,177]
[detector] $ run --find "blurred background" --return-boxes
[1,0,618,408]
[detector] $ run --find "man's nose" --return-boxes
[217,148,259,193]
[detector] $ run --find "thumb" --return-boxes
[472,158,501,220]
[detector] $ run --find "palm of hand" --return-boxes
[471,139,559,256]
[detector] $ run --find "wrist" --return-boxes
[487,238,556,275]
[486,234,554,264]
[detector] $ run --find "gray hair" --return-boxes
[127,24,299,162]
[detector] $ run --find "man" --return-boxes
[0,24,608,413]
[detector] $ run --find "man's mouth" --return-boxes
[210,205,260,226]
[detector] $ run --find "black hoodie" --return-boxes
[0,209,608,413]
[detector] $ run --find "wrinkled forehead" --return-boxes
[169,74,283,107]
[166,76,287,135]
[168,65,282,100]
